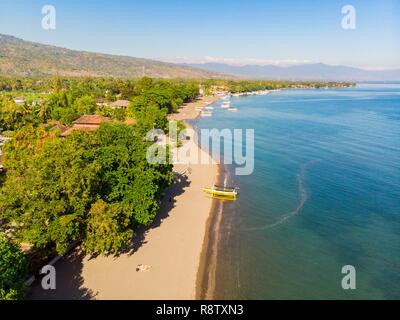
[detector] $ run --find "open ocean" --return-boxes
[191,84,400,299]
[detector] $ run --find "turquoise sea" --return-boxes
[192,84,400,299]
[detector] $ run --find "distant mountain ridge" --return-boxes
[2,34,398,82]
[0,34,224,79]
[186,62,400,82]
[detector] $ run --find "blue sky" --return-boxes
[0,0,399,69]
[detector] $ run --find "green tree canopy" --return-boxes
[0,123,173,256]
[0,236,30,300]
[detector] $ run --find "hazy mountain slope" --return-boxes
[186,62,400,81]
[0,34,223,79]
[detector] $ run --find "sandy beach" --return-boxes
[28,96,221,300]
[168,95,221,122]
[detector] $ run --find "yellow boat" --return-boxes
[203,185,239,200]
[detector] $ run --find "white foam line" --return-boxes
[246,160,320,231]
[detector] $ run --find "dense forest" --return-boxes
[0,76,199,130]
[0,76,353,299]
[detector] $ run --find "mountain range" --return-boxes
[1,34,399,82]
[185,62,400,82]
[0,34,222,79]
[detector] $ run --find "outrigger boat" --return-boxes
[203,185,239,200]
[200,110,213,117]
[221,101,230,109]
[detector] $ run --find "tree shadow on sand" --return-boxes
[124,171,191,257]
[26,249,98,300]
[26,171,191,299]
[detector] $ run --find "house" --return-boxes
[61,115,112,137]
[72,115,112,130]
[0,134,11,171]
[110,100,130,109]
[199,85,206,96]
[32,100,41,107]
[210,85,229,96]
[95,99,130,109]
[124,117,137,126]
[14,97,27,105]
[48,120,69,135]
[95,98,109,107]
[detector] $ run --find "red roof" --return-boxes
[60,115,113,137]
[73,115,112,125]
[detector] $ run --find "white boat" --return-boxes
[228,107,238,112]
[200,111,213,117]
[205,106,214,110]
[221,101,230,109]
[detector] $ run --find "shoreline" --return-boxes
[195,164,226,300]
[168,95,221,122]
[170,95,224,300]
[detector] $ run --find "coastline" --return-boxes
[195,164,226,300]
[28,95,222,300]
[168,95,221,121]
[170,95,224,300]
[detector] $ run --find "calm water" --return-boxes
[192,84,400,299]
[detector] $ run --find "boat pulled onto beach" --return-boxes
[200,110,213,117]
[203,185,239,200]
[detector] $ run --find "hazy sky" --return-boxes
[0,0,399,69]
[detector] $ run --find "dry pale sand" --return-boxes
[28,96,221,300]
[168,95,221,122]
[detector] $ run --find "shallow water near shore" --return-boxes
[192,84,400,299]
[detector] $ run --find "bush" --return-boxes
[0,236,30,300]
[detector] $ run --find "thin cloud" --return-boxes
[159,56,313,66]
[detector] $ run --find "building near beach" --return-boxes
[210,85,229,96]
[0,134,11,171]
[110,100,130,109]
[95,99,130,109]
[61,115,112,137]
[14,97,27,105]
